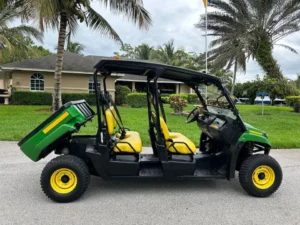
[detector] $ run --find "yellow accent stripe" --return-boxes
[210,124,219,129]
[43,112,70,134]
[249,130,262,136]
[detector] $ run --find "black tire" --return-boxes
[239,154,282,197]
[40,155,90,203]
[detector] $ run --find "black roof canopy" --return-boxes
[95,59,221,85]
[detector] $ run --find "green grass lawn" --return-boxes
[1,104,300,148]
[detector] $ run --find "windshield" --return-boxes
[198,83,237,120]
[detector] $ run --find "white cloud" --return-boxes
[38,0,300,82]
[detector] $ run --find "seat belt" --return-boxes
[158,91,167,123]
[107,92,127,139]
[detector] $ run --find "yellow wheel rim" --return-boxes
[252,165,275,189]
[50,168,77,194]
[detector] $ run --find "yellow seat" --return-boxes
[105,107,142,154]
[114,131,142,153]
[159,117,196,154]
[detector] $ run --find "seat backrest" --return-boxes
[159,117,170,140]
[152,112,170,140]
[105,107,117,135]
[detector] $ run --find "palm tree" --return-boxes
[135,44,153,60]
[9,0,151,110]
[67,41,84,54]
[154,40,188,67]
[155,40,177,65]
[0,3,43,63]
[196,0,300,80]
[207,38,247,94]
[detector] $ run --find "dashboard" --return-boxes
[197,110,240,144]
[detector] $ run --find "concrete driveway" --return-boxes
[0,141,299,225]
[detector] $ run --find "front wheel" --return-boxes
[239,154,282,197]
[40,155,90,203]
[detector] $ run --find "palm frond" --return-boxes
[99,0,152,30]
[0,34,13,51]
[8,25,43,43]
[85,6,122,43]
[275,43,298,54]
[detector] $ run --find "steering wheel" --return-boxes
[186,107,200,124]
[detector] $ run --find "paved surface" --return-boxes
[0,142,300,225]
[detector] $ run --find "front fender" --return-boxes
[238,132,271,146]
[228,132,271,179]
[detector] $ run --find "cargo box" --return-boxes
[18,100,95,161]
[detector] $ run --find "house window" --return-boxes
[30,73,44,91]
[88,76,100,93]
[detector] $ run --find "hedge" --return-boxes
[12,91,97,105]
[286,96,300,113]
[187,94,198,104]
[62,93,96,105]
[127,93,147,108]
[115,85,131,105]
[12,92,52,105]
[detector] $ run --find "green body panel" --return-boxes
[238,122,271,146]
[19,105,87,162]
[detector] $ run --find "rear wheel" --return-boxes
[41,155,90,203]
[239,154,282,197]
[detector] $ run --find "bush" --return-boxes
[115,85,131,105]
[170,95,188,113]
[170,94,188,101]
[187,94,198,104]
[12,92,52,105]
[161,96,170,103]
[170,94,198,104]
[12,92,97,105]
[286,96,300,112]
[127,93,147,108]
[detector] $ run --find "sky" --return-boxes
[37,0,300,83]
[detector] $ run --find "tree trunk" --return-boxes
[53,12,67,111]
[256,35,283,80]
[231,59,237,95]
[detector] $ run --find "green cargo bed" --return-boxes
[18,100,95,161]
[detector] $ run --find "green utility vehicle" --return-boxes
[19,59,282,202]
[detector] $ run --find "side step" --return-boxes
[192,168,225,179]
[139,164,163,177]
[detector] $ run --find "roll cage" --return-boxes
[92,59,247,147]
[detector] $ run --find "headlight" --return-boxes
[263,133,268,139]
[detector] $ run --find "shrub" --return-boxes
[169,95,188,113]
[12,92,52,105]
[12,92,97,105]
[286,96,300,112]
[170,94,188,101]
[115,85,131,105]
[161,96,170,103]
[127,93,147,108]
[187,94,198,104]
[169,93,198,104]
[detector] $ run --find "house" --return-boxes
[0,52,192,104]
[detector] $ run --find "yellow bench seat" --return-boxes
[167,132,197,154]
[114,131,142,153]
